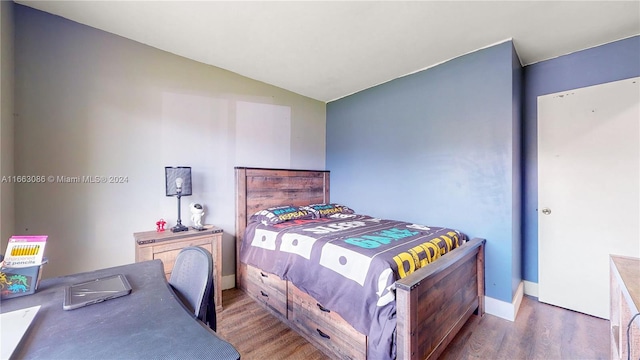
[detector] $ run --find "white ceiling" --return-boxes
[15,1,640,102]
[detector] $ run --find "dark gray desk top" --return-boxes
[1,260,240,360]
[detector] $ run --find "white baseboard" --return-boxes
[523,280,539,297]
[222,275,236,290]
[484,281,524,322]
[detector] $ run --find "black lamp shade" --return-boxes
[165,167,192,196]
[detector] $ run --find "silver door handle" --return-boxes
[542,208,551,215]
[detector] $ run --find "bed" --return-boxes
[235,167,485,359]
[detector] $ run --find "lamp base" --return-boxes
[171,224,189,233]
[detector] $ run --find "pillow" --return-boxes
[250,205,318,225]
[303,203,355,218]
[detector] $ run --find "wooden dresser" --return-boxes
[610,255,640,360]
[134,225,223,311]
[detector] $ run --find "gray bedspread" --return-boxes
[241,213,466,359]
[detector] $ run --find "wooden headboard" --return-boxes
[234,167,330,282]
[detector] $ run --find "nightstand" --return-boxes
[134,225,223,311]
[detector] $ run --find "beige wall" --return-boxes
[1,1,15,253]
[14,5,326,280]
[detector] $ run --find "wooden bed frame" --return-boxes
[235,167,485,359]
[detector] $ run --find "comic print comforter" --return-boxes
[240,213,466,359]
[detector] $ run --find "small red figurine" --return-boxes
[156,218,166,232]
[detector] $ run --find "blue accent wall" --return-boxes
[327,41,522,302]
[522,36,640,283]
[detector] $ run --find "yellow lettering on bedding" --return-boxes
[447,231,460,247]
[414,244,432,268]
[393,239,445,278]
[417,244,433,265]
[431,238,447,255]
[278,211,306,221]
[407,246,425,269]
[422,242,441,263]
[393,252,415,279]
[441,235,453,252]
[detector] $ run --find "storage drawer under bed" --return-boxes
[241,264,288,317]
[289,284,367,359]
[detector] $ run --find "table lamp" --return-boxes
[165,166,192,232]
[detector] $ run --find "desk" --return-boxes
[0,260,240,359]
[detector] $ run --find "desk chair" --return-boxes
[169,246,216,331]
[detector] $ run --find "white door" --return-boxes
[538,77,640,319]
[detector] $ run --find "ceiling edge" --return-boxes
[327,38,514,104]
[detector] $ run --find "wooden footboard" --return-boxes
[396,237,485,360]
[235,167,486,359]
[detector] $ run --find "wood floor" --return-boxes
[217,289,609,360]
